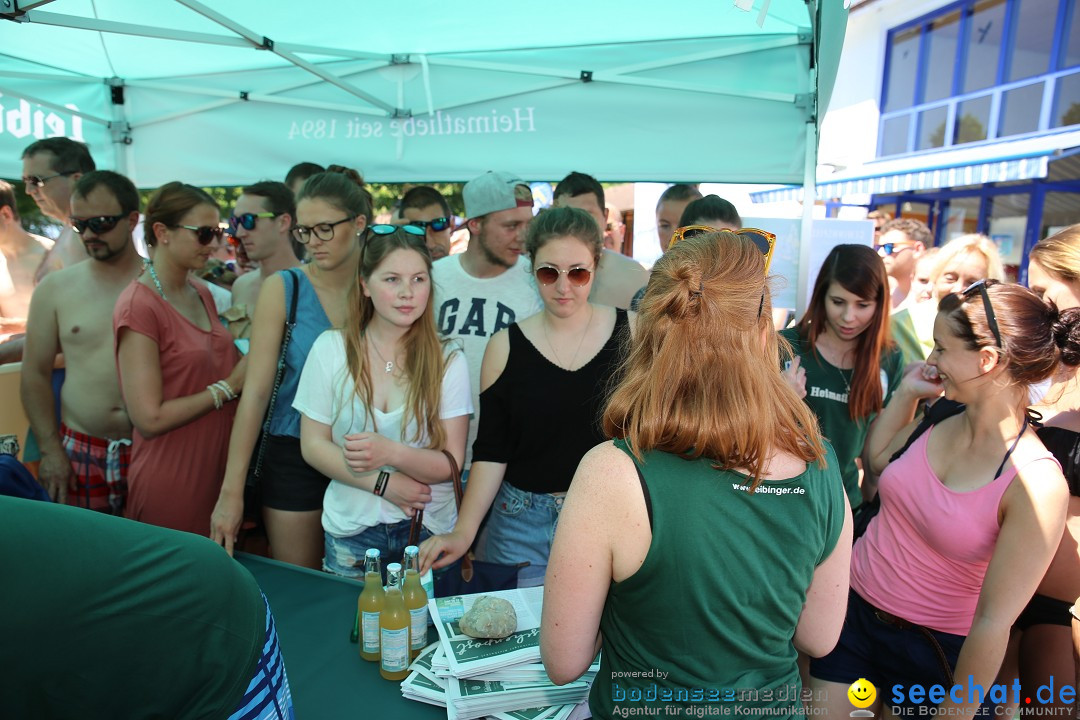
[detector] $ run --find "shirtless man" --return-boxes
[20,171,143,513]
[225,181,300,338]
[0,180,59,347]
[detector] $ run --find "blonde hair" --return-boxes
[603,232,826,488]
[1030,224,1080,285]
[341,228,449,448]
[931,234,1005,288]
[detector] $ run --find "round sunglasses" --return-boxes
[172,224,225,245]
[71,214,125,235]
[405,216,451,233]
[534,265,593,287]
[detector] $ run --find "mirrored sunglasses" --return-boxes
[228,212,277,232]
[535,265,593,287]
[668,225,777,273]
[368,224,425,237]
[405,216,451,233]
[173,224,225,246]
[875,241,915,256]
[70,214,125,235]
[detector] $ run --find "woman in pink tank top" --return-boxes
[808,281,1077,718]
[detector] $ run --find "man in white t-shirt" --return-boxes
[431,171,543,467]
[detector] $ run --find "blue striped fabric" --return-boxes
[229,594,294,720]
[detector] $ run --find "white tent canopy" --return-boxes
[0,0,847,188]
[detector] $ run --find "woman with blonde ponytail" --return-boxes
[293,223,470,574]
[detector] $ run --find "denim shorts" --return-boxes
[475,482,564,588]
[810,590,997,716]
[323,519,431,580]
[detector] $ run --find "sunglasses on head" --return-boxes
[291,216,355,245]
[875,241,915,256]
[173,224,225,245]
[368,224,425,238]
[228,212,277,232]
[668,225,777,273]
[405,216,451,233]
[962,279,1003,349]
[534,265,593,287]
[22,171,75,189]
[71,214,125,235]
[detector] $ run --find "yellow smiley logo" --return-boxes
[848,678,876,709]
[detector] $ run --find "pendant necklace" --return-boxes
[367,333,396,374]
[544,305,594,371]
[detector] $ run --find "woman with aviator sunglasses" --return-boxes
[808,281,1075,717]
[114,182,243,535]
[419,206,632,587]
[210,168,378,569]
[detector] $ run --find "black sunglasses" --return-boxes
[405,216,451,233]
[22,171,75,188]
[962,279,1003,349]
[173,224,225,246]
[71,214,125,235]
[228,212,278,232]
[291,216,355,245]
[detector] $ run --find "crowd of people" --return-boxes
[4,135,1080,719]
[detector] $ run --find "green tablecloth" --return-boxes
[237,553,443,720]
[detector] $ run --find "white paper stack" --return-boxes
[398,588,597,720]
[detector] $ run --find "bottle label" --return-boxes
[410,607,427,650]
[362,611,380,653]
[381,627,409,672]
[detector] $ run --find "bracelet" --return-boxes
[207,383,223,410]
[374,470,390,497]
[213,380,237,402]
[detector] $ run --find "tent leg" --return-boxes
[796,120,817,318]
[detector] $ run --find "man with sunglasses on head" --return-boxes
[431,170,543,468]
[225,181,302,338]
[20,170,143,514]
[400,185,454,260]
[553,171,648,310]
[21,137,97,271]
[876,217,930,311]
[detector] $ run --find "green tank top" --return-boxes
[589,439,846,720]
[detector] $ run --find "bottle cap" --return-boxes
[365,548,381,558]
[386,562,403,573]
[404,545,419,557]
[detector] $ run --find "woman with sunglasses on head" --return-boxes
[210,167,374,568]
[782,244,904,512]
[541,230,851,719]
[292,223,470,573]
[997,224,1080,715]
[419,206,631,587]
[113,182,242,535]
[808,280,1074,718]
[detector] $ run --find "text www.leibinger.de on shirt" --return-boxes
[731,483,806,496]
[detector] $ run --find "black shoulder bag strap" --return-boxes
[251,268,301,479]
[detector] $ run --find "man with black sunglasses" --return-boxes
[226,181,301,337]
[400,185,453,260]
[21,170,142,514]
[20,137,97,270]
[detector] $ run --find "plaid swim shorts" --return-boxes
[59,424,131,515]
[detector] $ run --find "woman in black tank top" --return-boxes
[418,207,631,587]
[1008,224,1080,714]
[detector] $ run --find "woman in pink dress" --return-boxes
[114,182,244,535]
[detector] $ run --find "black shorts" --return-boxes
[251,434,330,512]
[1016,593,1073,630]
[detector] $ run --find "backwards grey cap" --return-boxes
[463,171,532,218]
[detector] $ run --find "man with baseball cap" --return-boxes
[431,171,543,467]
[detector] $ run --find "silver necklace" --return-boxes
[544,305,594,371]
[367,333,396,374]
[144,259,167,300]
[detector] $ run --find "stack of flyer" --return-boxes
[399,587,597,720]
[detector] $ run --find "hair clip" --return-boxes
[691,280,704,299]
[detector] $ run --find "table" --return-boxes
[237,553,443,720]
